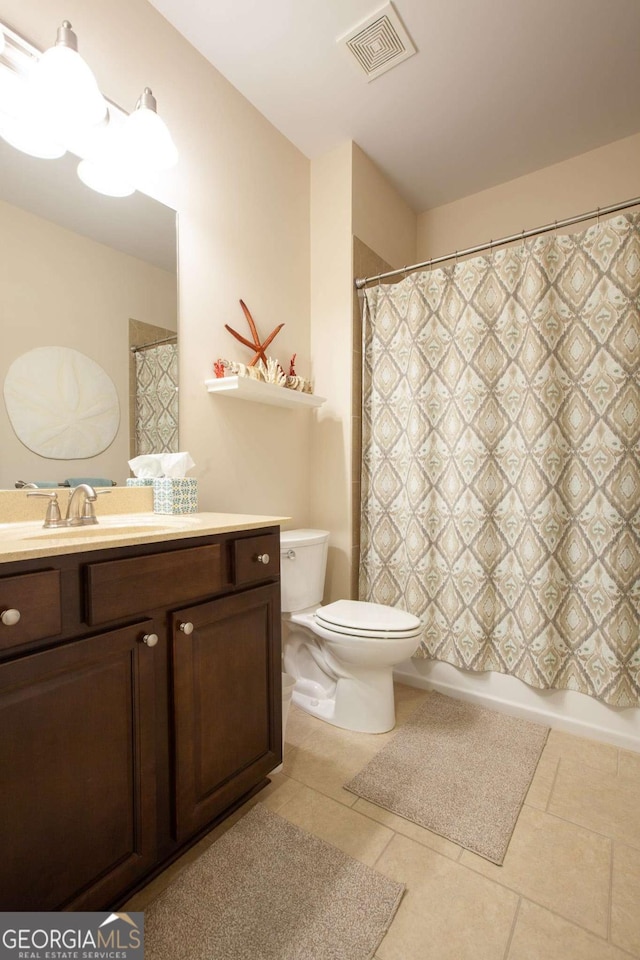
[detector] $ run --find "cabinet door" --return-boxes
[172,583,281,841]
[0,621,157,910]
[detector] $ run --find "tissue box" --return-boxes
[153,478,198,514]
[126,478,155,488]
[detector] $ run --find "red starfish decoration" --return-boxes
[225,300,284,367]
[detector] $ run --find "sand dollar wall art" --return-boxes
[4,346,120,459]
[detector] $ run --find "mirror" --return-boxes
[0,136,177,489]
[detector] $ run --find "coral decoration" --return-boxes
[213,359,225,379]
[219,357,312,393]
[224,300,284,367]
[289,353,297,376]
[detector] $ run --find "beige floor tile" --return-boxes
[524,755,559,811]
[543,730,618,774]
[284,702,323,748]
[548,759,640,850]
[611,842,640,955]
[392,682,429,725]
[259,772,306,812]
[618,748,640,785]
[376,834,518,960]
[353,797,462,860]
[460,805,611,936]
[508,899,631,960]
[276,783,394,866]
[283,722,381,805]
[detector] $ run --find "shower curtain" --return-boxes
[361,213,640,706]
[134,341,179,454]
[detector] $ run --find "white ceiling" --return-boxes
[148,0,640,212]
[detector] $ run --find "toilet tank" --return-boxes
[280,529,329,613]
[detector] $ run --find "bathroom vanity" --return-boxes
[0,510,283,910]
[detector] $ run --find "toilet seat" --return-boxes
[314,600,422,640]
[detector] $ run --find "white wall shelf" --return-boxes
[205,376,326,409]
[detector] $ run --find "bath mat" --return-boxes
[144,803,404,960]
[345,692,549,864]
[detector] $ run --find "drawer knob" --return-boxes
[1,608,21,627]
[142,633,159,647]
[256,553,270,565]
[179,621,194,635]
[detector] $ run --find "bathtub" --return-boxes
[394,658,640,752]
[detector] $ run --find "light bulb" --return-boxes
[77,158,135,197]
[28,21,107,136]
[0,70,65,158]
[120,88,178,176]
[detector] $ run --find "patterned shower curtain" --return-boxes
[134,341,179,454]
[361,213,640,707]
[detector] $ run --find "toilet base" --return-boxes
[292,669,396,734]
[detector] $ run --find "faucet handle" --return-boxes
[27,491,65,528]
[80,488,111,523]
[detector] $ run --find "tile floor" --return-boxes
[127,683,640,960]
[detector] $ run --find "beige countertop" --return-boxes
[0,507,288,563]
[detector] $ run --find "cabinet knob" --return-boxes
[256,553,270,565]
[142,633,159,647]
[1,608,21,627]
[179,621,194,635]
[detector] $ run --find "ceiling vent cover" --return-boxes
[338,2,416,82]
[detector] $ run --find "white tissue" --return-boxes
[128,452,195,479]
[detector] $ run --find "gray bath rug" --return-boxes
[345,692,549,864]
[144,803,404,960]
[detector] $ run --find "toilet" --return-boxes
[281,529,423,733]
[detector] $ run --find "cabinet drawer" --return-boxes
[0,570,61,652]
[233,533,280,586]
[85,543,224,625]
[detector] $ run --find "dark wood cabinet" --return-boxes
[172,583,281,840]
[0,525,281,910]
[0,620,157,910]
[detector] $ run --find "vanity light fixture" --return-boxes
[121,87,179,175]
[28,21,107,134]
[0,18,177,196]
[77,156,135,198]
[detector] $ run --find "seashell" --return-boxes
[285,375,304,392]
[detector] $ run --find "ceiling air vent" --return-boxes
[338,2,416,82]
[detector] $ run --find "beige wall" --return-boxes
[417,131,640,259]
[0,197,175,488]
[352,144,417,272]
[309,143,354,601]
[310,142,417,601]
[1,0,311,521]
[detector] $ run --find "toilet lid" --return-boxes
[315,600,421,636]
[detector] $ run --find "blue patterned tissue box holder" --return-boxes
[126,478,155,487]
[153,477,198,514]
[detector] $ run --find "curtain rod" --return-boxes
[130,335,177,353]
[354,195,640,290]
